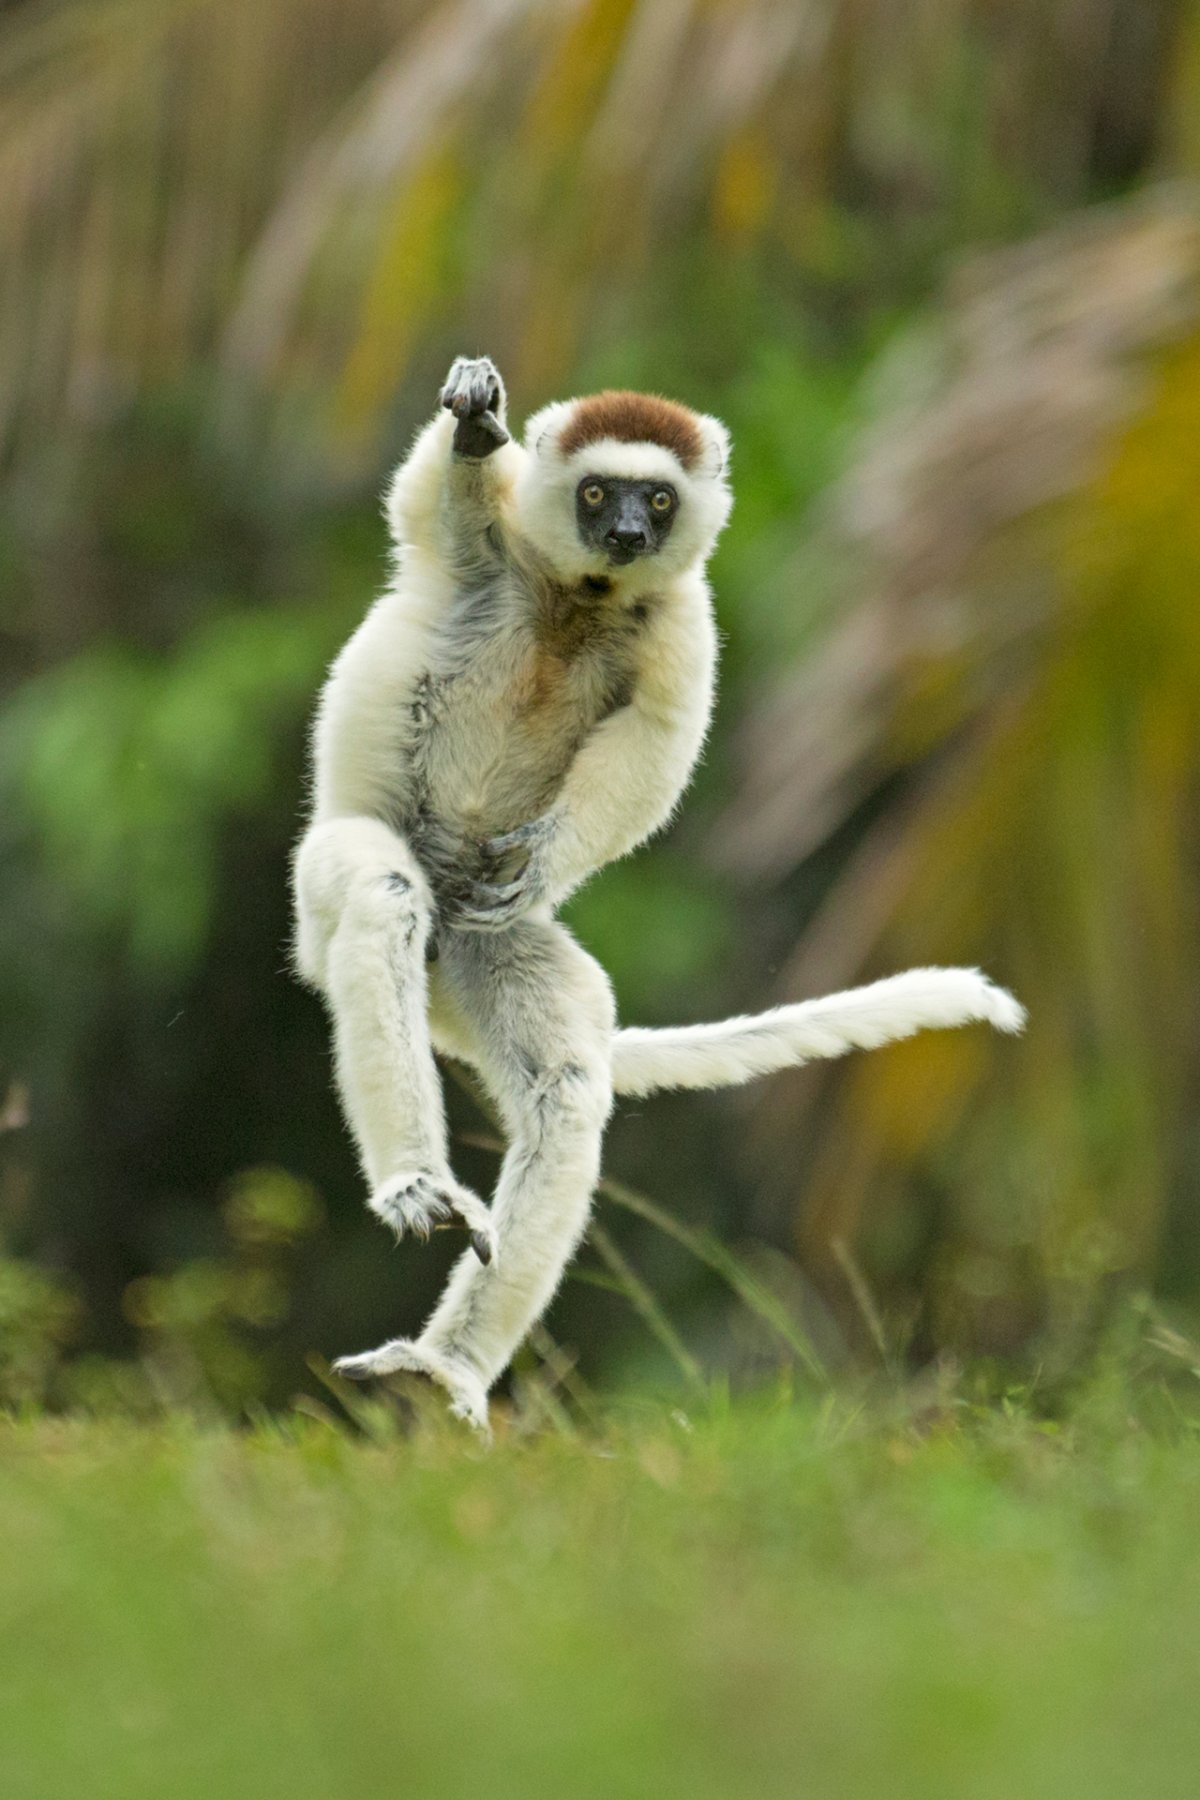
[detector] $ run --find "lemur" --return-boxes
[293,355,1024,1434]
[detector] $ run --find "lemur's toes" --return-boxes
[332,1338,426,1382]
[332,1348,389,1382]
[368,1172,447,1243]
[369,1172,498,1264]
[448,1388,493,1440]
[332,1339,493,1438]
[411,1199,450,1240]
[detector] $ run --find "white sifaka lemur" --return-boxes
[292,355,1024,1433]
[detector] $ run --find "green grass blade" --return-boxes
[589,1220,705,1391]
[599,1176,828,1384]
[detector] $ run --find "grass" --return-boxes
[3,1379,1200,1800]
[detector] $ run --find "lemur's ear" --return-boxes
[523,401,574,459]
[695,413,731,480]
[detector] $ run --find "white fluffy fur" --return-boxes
[613,969,1025,1097]
[292,359,1022,1435]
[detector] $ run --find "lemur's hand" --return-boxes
[445,814,557,932]
[440,355,509,458]
[451,866,545,931]
[478,814,556,876]
[440,354,503,417]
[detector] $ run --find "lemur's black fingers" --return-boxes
[481,816,554,860]
[475,858,528,892]
[452,410,510,460]
[475,843,527,883]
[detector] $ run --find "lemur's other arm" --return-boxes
[448,600,717,928]
[547,608,716,895]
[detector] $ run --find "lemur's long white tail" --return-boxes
[611,967,1024,1099]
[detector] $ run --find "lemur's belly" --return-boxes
[416,629,625,837]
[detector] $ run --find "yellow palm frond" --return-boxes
[720,190,1200,1349]
[1,0,1168,470]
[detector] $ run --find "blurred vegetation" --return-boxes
[6,1366,1200,1799]
[2,0,1200,1418]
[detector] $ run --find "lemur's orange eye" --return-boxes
[582,483,605,507]
[651,489,674,512]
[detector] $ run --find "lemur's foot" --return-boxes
[440,355,508,458]
[368,1170,498,1266]
[333,1337,491,1437]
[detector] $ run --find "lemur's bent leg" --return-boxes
[293,817,497,1261]
[335,920,615,1432]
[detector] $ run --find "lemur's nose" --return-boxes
[607,526,648,553]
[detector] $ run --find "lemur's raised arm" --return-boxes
[386,355,519,569]
[292,355,1023,1436]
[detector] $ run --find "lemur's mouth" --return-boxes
[605,544,643,567]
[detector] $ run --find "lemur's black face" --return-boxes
[575,476,678,566]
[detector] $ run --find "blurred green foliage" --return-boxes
[6,1368,1200,1799]
[2,612,339,970]
[1,0,1199,1418]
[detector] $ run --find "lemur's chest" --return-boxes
[413,573,644,827]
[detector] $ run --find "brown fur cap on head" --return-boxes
[516,387,733,579]
[556,391,707,471]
